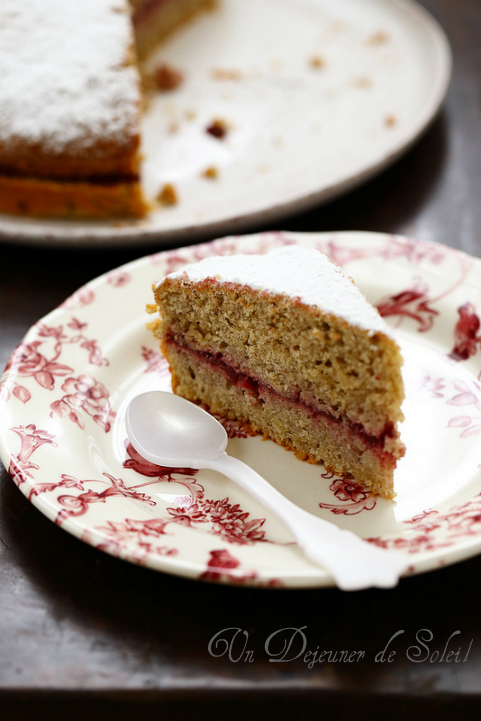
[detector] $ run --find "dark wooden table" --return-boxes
[1,2,481,718]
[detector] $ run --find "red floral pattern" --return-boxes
[368,496,481,554]
[1,317,110,414]
[82,519,178,566]
[2,340,73,403]
[200,549,258,583]
[8,424,57,487]
[199,549,283,586]
[211,415,249,439]
[55,473,156,525]
[107,271,131,287]
[418,375,481,439]
[123,443,267,545]
[50,374,116,432]
[449,302,481,362]
[141,346,171,377]
[376,284,439,332]
[445,379,481,438]
[318,474,377,515]
[418,374,446,399]
[28,472,87,501]
[316,234,448,269]
[60,287,95,310]
[123,441,201,486]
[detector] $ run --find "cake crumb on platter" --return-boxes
[201,166,219,179]
[157,183,178,206]
[309,55,325,69]
[350,76,372,89]
[155,63,185,91]
[211,68,243,81]
[206,118,229,139]
[367,30,390,46]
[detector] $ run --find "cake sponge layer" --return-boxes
[155,279,405,439]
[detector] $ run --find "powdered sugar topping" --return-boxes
[0,0,140,151]
[167,246,390,335]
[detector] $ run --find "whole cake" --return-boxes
[151,245,406,499]
[0,0,210,218]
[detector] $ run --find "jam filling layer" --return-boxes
[0,167,140,185]
[165,336,397,458]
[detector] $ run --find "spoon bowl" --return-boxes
[126,391,227,466]
[126,390,409,590]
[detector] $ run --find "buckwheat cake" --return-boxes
[151,245,405,499]
[0,0,211,218]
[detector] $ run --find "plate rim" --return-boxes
[0,0,452,248]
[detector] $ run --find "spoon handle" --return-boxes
[208,453,408,590]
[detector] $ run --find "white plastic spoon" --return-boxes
[125,391,409,590]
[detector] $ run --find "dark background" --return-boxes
[1,1,481,718]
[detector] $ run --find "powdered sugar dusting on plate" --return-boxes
[167,246,390,335]
[0,0,140,151]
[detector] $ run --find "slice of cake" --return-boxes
[0,0,210,218]
[152,245,405,498]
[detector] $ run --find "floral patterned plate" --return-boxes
[1,231,481,589]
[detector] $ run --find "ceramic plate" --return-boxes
[0,0,451,248]
[1,231,481,589]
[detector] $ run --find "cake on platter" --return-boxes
[150,245,406,499]
[0,0,211,219]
